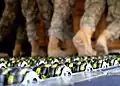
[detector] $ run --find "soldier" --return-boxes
[21,0,77,57]
[73,0,120,56]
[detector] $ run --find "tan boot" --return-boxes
[73,27,96,56]
[96,30,110,55]
[60,40,77,55]
[13,42,21,57]
[48,36,73,57]
[31,40,46,57]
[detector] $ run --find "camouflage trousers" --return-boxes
[81,0,120,40]
[0,0,27,44]
[21,0,76,41]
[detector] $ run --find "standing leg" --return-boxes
[96,20,120,54]
[48,0,76,56]
[21,0,46,56]
[96,0,120,55]
[0,0,20,56]
[73,0,105,56]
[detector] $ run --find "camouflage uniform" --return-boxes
[21,0,76,42]
[80,0,105,32]
[21,0,38,42]
[81,0,120,40]
[0,0,27,45]
[106,0,120,40]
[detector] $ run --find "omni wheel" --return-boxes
[21,70,41,85]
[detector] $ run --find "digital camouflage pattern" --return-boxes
[21,0,39,42]
[0,0,27,44]
[21,0,76,41]
[80,0,105,32]
[47,0,75,41]
[81,0,120,40]
[106,0,120,40]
